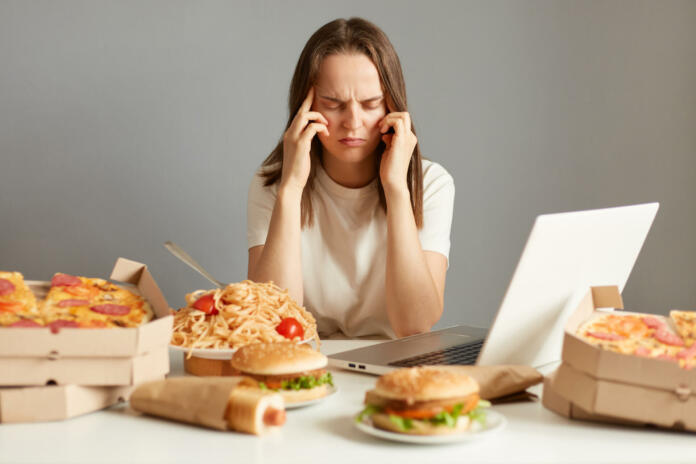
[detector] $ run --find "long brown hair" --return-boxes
[261,17,423,228]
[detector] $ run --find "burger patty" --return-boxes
[245,368,327,384]
[364,390,479,413]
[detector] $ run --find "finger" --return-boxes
[291,111,329,138]
[299,111,329,127]
[289,87,316,131]
[380,116,406,136]
[379,113,408,133]
[381,133,394,146]
[300,122,329,142]
[379,113,400,133]
[300,86,315,114]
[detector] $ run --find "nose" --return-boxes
[342,102,362,131]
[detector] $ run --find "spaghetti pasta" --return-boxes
[171,280,320,357]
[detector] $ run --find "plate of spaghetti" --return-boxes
[170,280,320,360]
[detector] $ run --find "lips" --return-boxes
[339,137,366,147]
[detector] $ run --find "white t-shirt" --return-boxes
[247,159,455,339]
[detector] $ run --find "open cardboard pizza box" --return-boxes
[0,258,173,386]
[544,285,696,432]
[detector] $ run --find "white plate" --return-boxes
[285,385,338,409]
[170,338,313,360]
[354,409,506,445]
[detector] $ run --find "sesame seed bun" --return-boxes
[374,366,479,403]
[230,342,327,375]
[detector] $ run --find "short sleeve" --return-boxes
[246,170,278,249]
[418,161,455,262]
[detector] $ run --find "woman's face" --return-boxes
[312,53,387,165]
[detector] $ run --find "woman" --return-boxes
[247,18,454,339]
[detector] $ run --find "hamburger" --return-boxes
[230,342,333,403]
[357,366,490,435]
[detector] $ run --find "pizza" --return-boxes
[0,271,40,327]
[577,312,696,369]
[670,310,696,346]
[0,272,154,329]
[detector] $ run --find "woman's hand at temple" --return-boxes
[281,87,329,194]
[378,104,417,196]
[379,103,445,337]
[248,88,326,305]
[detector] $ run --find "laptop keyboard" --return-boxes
[388,340,484,368]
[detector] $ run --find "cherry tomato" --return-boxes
[193,294,218,315]
[276,317,304,340]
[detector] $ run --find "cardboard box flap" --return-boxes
[591,286,624,309]
[110,258,170,319]
[564,286,623,333]
[109,257,145,285]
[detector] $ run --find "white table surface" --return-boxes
[0,340,692,464]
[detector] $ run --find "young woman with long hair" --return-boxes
[247,18,454,338]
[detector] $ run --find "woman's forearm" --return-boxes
[248,187,304,305]
[384,188,444,337]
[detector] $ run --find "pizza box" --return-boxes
[553,285,696,432]
[562,286,696,390]
[546,363,696,432]
[0,380,162,424]
[0,345,169,386]
[542,369,648,428]
[0,258,173,358]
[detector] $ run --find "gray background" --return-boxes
[1,1,695,329]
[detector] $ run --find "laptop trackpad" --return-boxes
[343,333,480,364]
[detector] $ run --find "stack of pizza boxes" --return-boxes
[543,286,696,432]
[0,258,173,423]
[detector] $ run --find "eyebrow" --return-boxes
[319,95,384,104]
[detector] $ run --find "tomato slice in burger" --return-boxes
[193,294,218,315]
[385,406,448,420]
[276,317,304,340]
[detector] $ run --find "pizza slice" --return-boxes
[42,273,154,328]
[670,310,696,346]
[0,271,41,327]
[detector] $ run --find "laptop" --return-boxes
[328,202,659,375]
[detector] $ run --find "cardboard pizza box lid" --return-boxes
[549,362,696,432]
[561,286,696,391]
[0,384,137,423]
[0,258,173,358]
[0,346,169,387]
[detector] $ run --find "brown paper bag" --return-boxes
[447,365,543,401]
[130,377,284,434]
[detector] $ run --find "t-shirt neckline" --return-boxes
[315,163,378,199]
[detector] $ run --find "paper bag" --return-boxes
[130,377,284,434]
[448,365,543,401]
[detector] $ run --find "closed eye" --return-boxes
[363,102,383,110]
